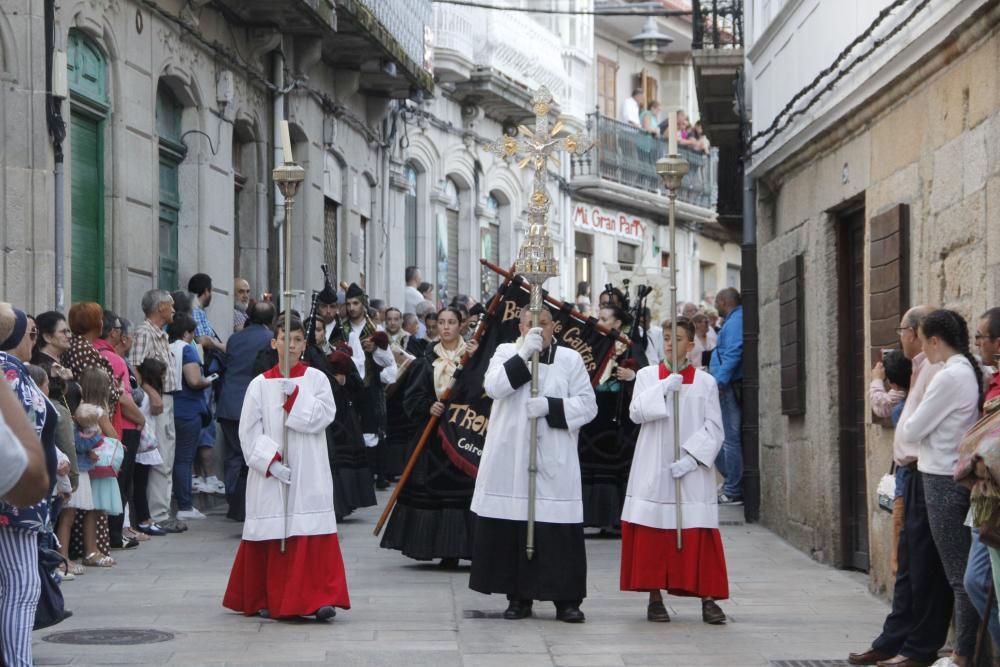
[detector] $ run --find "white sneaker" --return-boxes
[205,476,227,495]
[931,658,960,667]
[176,508,207,520]
[192,476,207,493]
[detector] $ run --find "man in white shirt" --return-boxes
[620,88,644,126]
[404,266,424,316]
[850,305,950,667]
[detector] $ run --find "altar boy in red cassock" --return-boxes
[620,317,728,625]
[223,317,350,621]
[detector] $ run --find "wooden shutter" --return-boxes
[869,204,909,364]
[70,111,104,304]
[779,255,805,415]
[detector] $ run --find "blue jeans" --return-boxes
[716,385,742,498]
[964,528,1000,648]
[172,416,202,511]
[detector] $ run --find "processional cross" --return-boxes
[484,86,594,560]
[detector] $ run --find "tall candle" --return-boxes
[668,111,677,156]
[281,120,294,164]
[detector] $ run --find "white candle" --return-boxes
[668,111,677,156]
[281,120,294,164]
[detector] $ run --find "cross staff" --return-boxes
[484,86,594,560]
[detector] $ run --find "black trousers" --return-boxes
[219,419,248,521]
[872,465,953,663]
[109,429,140,542]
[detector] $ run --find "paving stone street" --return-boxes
[34,496,890,667]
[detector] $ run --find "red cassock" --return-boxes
[619,362,730,600]
[619,522,729,599]
[223,533,351,618]
[222,363,351,618]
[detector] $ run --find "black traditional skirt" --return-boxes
[469,515,587,602]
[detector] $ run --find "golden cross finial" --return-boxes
[484,87,594,222]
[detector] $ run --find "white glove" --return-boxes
[518,327,544,360]
[525,396,549,418]
[660,374,683,396]
[278,379,297,396]
[268,461,292,485]
[373,346,395,369]
[670,455,699,479]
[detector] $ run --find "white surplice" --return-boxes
[623,364,724,530]
[472,344,598,524]
[239,364,339,541]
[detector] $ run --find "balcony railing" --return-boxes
[572,113,718,210]
[692,0,744,49]
[358,0,432,70]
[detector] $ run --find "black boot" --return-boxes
[555,602,585,623]
[503,599,533,620]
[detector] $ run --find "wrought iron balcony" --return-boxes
[692,0,744,49]
[571,113,718,211]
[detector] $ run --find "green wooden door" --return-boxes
[70,111,104,304]
[156,84,185,291]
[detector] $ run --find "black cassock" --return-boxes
[379,346,476,561]
[578,342,647,531]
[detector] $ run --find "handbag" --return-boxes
[877,469,896,514]
[88,436,124,479]
[138,420,159,454]
[33,531,71,630]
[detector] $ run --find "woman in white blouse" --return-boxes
[903,309,983,667]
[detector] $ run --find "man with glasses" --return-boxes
[850,305,950,667]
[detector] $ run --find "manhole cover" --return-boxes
[463,609,505,619]
[43,629,174,645]
[770,662,850,667]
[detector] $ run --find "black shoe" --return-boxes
[136,523,167,537]
[110,536,139,550]
[315,606,337,621]
[257,609,270,619]
[503,600,533,620]
[439,557,460,569]
[701,599,726,625]
[555,603,585,623]
[647,600,670,622]
[375,477,389,490]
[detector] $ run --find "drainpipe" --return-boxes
[741,172,760,523]
[272,49,286,300]
[45,0,67,312]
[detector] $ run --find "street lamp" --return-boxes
[271,138,304,553]
[628,16,673,62]
[656,148,688,551]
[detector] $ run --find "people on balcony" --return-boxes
[621,88,644,127]
[641,101,661,135]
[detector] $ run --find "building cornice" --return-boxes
[749,0,998,185]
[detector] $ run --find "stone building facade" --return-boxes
[746,0,999,592]
[0,0,432,334]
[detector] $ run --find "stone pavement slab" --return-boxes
[33,490,888,666]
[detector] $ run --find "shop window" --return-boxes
[618,241,638,271]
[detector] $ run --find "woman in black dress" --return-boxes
[380,307,478,566]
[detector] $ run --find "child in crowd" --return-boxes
[74,367,118,567]
[135,358,168,536]
[871,350,913,579]
[870,350,912,421]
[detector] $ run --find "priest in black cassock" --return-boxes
[469,307,598,623]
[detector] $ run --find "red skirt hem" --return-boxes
[620,521,729,600]
[223,533,351,618]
